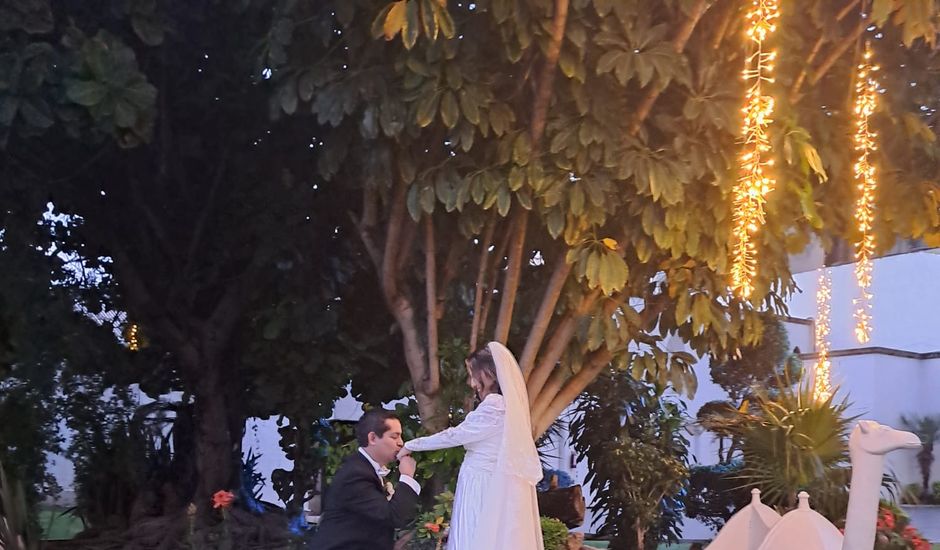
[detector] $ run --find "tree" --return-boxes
[0,0,370,518]
[268,0,940,437]
[900,414,940,501]
[570,371,689,549]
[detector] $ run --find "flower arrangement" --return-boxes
[413,491,453,549]
[873,502,931,550]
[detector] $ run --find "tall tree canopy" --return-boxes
[267,0,940,435]
[0,0,389,517]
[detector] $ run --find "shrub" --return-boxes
[540,516,568,550]
[874,501,931,550]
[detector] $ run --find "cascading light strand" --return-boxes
[853,42,879,343]
[814,269,833,402]
[731,0,780,299]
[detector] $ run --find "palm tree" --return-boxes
[900,414,940,501]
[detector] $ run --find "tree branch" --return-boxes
[529,0,570,148]
[381,179,409,305]
[525,288,602,400]
[520,250,572,377]
[424,215,440,393]
[533,347,613,437]
[470,211,497,351]
[790,0,862,102]
[477,219,512,347]
[494,211,528,343]
[808,20,866,88]
[628,0,711,136]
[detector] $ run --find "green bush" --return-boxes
[540,516,568,550]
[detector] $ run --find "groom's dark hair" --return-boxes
[356,409,399,447]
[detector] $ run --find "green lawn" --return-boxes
[38,509,84,540]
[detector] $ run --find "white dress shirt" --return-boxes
[358,448,421,495]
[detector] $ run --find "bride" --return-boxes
[397,342,544,549]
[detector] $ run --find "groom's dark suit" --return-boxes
[313,451,419,550]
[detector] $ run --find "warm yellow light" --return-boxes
[731,0,780,298]
[128,323,140,352]
[814,269,833,402]
[853,43,879,343]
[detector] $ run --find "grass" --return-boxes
[38,509,84,540]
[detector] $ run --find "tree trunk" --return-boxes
[193,361,233,514]
[635,519,646,550]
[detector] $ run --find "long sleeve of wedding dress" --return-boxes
[403,394,504,452]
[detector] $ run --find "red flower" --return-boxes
[212,490,235,510]
[424,522,440,533]
[881,509,896,530]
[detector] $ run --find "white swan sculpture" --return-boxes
[708,420,920,550]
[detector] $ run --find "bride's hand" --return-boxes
[397,448,412,460]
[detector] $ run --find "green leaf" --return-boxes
[546,208,565,238]
[416,89,440,127]
[440,90,459,128]
[800,141,828,182]
[458,88,480,125]
[496,185,511,216]
[569,184,585,215]
[131,14,165,46]
[407,184,421,220]
[434,1,456,39]
[114,99,137,128]
[508,165,525,191]
[420,184,436,213]
[420,0,439,40]
[66,80,107,107]
[403,0,420,49]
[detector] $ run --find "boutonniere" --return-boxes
[385,481,395,500]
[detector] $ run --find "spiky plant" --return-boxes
[703,374,857,521]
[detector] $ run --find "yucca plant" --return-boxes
[701,374,857,521]
[0,460,38,550]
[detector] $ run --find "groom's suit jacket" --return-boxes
[312,451,419,550]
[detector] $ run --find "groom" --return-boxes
[313,409,421,550]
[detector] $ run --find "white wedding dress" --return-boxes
[404,342,544,550]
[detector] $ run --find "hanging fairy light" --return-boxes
[731,0,780,298]
[128,323,140,352]
[813,269,833,401]
[852,42,879,343]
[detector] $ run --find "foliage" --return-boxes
[0,460,38,550]
[874,501,931,550]
[411,490,453,548]
[570,370,689,549]
[701,375,857,520]
[709,313,796,403]
[540,516,569,550]
[1,0,369,515]
[265,0,940,442]
[683,460,750,532]
[900,414,940,501]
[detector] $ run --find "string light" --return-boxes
[128,323,140,352]
[813,269,833,401]
[852,42,879,343]
[731,0,780,298]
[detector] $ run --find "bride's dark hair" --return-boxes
[466,346,501,395]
